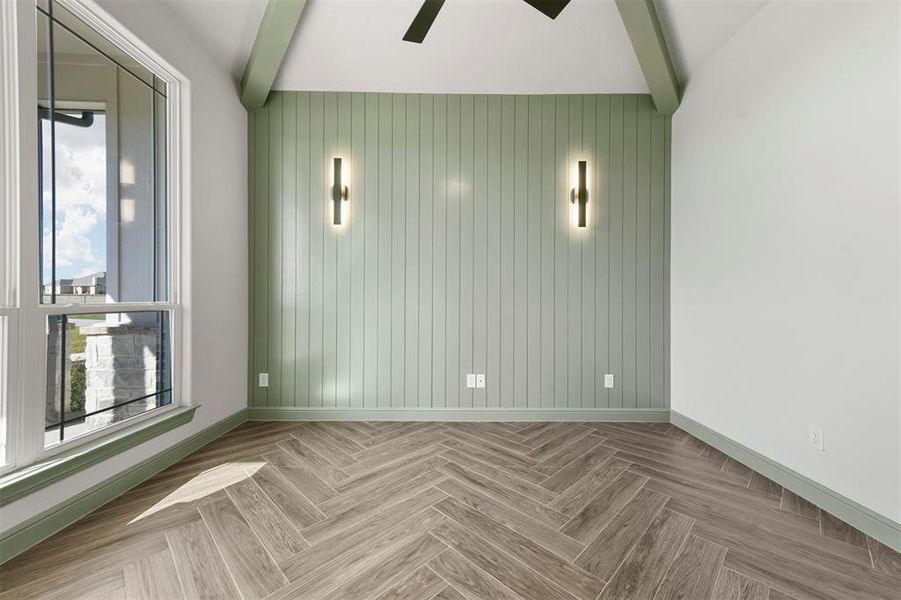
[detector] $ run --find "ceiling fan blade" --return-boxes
[403,0,447,43]
[522,0,572,20]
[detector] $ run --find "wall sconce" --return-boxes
[332,157,349,225]
[570,160,588,228]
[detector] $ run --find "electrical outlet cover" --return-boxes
[476,374,486,388]
[259,373,269,388]
[808,424,824,451]
[604,374,615,389]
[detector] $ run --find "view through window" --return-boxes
[37,0,173,447]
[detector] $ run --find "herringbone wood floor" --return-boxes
[2,421,900,600]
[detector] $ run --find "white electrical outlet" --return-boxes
[476,374,486,389]
[466,374,476,389]
[604,374,615,389]
[808,424,824,452]
[259,373,269,388]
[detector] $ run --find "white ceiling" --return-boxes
[160,0,768,94]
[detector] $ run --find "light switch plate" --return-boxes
[466,374,476,389]
[476,374,486,388]
[259,373,269,388]
[604,374,615,389]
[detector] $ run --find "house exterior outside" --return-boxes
[43,271,106,296]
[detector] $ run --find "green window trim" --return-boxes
[0,405,197,507]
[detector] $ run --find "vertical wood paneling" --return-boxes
[250,93,669,412]
[472,96,488,408]
[282,93,297,407]
[418,96,434,408]
[445,95,461,408]
[349,93,365,407]
[308,92,324,407]
[404,94,420,408]
[513,96,528,409]
[363,93,379,407]
[336,92,352,407]
[459,95,474,408]
[391,94,406,408]
[377,94,392,408]
[432,95,447,408]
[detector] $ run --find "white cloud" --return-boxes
[52,206,100,270]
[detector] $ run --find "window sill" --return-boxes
[0,405,196,507]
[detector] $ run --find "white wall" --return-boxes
[671,1,900,521]
[1,0,247,530]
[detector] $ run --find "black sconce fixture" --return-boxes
[570,160,588,227]
[332,157,349,225]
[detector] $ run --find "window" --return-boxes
[0,0,185,471]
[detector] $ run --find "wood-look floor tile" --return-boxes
[273,508,447,599]
[430,585,468,600]
[428,549,520,600]
[442,448,559,505]
[819,510,867,548]
[166,520,241,600]
[533,432,605,476]
[277,437,350,485]
[8,421,900,600]
[575,488,669,580]
[301,470,446,545]
[430,519,573,600]
[711,568,768,600]
[436,477,585,561]
[550,457,631,515]
[225,478,309,562]
[334,445,447,494]
[439,460,570,528]
[344,429,446,475]
[442,436,545,485]
[123,550,184,600]
[435,496,605,600]
[321,534,447,600]
[598,509,693,599]
[527,426,591,461]
[197,492,287,599]
[722,457,753,484]
[374,566,447,600]
[562,471,648,543]
[447,423,535,455]
[317,456,445,516]
[261,448,338,503]
[653,534,726,600]
[252,464,327,528]
[748,472,782,498]
[868,536,901,577]
[280,490,447,581]
[779,489,820,521]
[540,442,617,494]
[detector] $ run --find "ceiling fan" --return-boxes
[403,0,573,43]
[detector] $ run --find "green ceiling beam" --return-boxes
[240,0,308,110]
[615,0,680,115]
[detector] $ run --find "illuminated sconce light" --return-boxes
[570,160,588,228]
[332,157,349,225]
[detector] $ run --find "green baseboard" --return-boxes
[247,407,671,422]
[0,409,248,564]
[670,410,901,553]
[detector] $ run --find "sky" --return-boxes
[41,113,107,283]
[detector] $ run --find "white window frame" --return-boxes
[0,0,191,473]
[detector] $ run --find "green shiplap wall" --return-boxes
[249,92,670,411]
